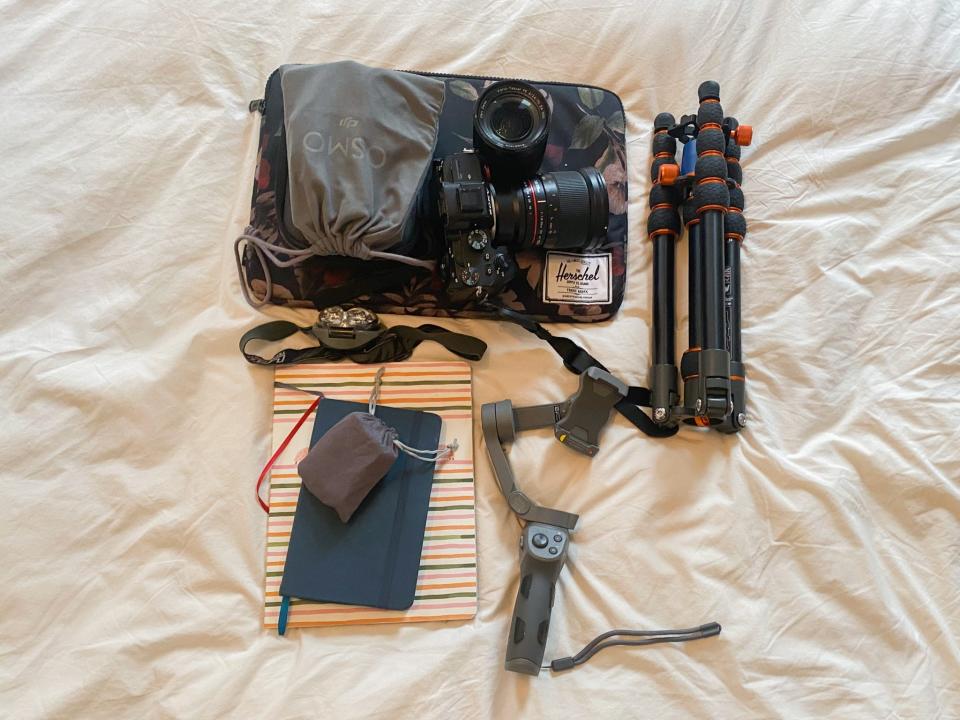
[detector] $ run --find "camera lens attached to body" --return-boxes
[436,80,610,303]
[434,152,610,301]
[494,168,608,250]
[474,81,550,181]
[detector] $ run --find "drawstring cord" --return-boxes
[368,367,459,462]
[235,227,435,309]
[368,367,386,415]
[395,437,459,462]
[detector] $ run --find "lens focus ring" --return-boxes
[492,168,609,251]
[533,168,609,250]
[547,172,590,247]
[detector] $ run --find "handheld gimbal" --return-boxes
[482,369,721,676]
[482,368,626,675]
[647,81,752,433]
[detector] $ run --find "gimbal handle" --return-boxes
[505,522,570,675]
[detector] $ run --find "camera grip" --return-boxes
[504,524,569,676]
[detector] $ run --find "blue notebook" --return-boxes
[278,399,441,628]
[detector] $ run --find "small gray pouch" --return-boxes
[278,61,445,268]
[298,411,399,523]
[297,368,457,523]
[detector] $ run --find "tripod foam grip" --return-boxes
[505,524,569,676]
[650,112,677,185]
[725,134,743,186]
[694,82,729,214]
[726,129,747,241]
[648,113,681,238]
[727,185,747,240]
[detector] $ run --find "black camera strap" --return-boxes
[239,320,487,366]
[490,306,678,439]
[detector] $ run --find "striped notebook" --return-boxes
[264,361,478,628]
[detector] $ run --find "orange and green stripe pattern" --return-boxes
[263,361,478,628]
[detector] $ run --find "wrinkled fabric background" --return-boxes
[1,1,958,718]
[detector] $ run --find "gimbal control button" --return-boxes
[532,533,548,549]
[553,534,563,543]
[548,547,559,555]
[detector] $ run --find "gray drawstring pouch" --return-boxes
[297,369,457,523]
[298,411,399,523]
[274,61,445,270]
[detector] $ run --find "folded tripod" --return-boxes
[647,81,752,433]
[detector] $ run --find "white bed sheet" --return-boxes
[2,0,959,717]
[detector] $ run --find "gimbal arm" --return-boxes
[482,370,724,675]
[481,400,580,530]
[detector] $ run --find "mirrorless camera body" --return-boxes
[436,152,516,303]
[435,80,611,304]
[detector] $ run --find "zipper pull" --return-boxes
[248,98,265,114]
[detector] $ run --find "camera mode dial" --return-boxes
[468,229,488,250]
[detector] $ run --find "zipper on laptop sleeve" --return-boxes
[398,68,616,96]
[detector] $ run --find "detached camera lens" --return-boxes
[473,80,550,181]
[494,167,609,251]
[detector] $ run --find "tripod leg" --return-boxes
[680,194,702,423]
[648,113,682,426]
[691,81,732,425]
[718,120,748,433]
